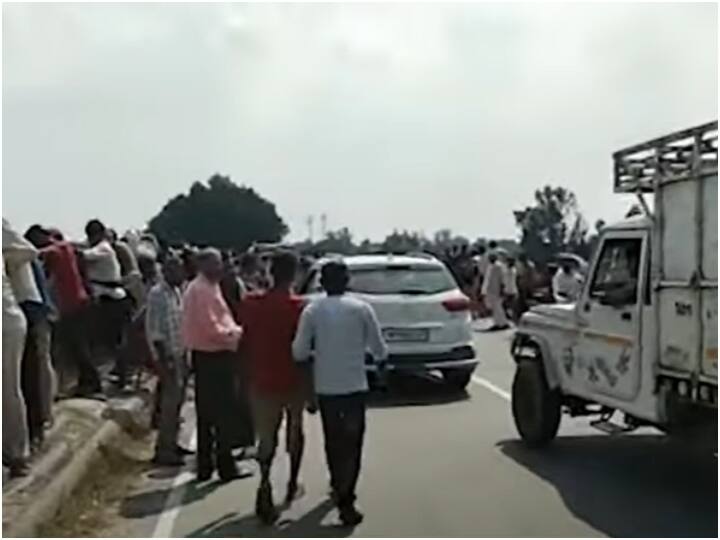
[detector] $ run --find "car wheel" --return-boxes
[511,360,561,448]
[442,369,473,391]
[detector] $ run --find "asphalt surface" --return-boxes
[105,326,718,538]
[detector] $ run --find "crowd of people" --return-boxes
[2,217,585,527]
[2,217,163,477]
[440,241,585,329]
[146,247,382,526]
[2,219,384,527]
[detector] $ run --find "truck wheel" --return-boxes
[443,369,473,391]
[512,360,561,447]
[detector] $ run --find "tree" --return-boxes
[513,185,587,267]
[381,230,430,253]
[357,239,377,254]
[312,228,357,255]
[148,174,288,251]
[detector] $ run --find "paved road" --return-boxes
[106,328,717,538]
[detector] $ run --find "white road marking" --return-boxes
[151,432,196,538]
[472,375,511,402]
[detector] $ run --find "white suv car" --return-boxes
[298,253,478,390]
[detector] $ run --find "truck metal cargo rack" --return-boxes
[613,121,718,193]
[613,121,718,394]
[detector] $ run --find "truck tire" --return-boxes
[512,360,561,447]
[443,369,473,391]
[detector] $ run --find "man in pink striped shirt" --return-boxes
[181,248,246,482]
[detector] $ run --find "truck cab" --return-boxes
[511,121,718,448]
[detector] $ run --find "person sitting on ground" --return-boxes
[237,250,308,524]
[146,253,191,466]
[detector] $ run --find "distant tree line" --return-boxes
[290,227,519,258]
[147,175,609,266]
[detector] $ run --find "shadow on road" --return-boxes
[187,499,354,538]
[120,476,229,519]
[367,373,470,409]
[497,434,718,538]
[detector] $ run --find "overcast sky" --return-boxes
[2,2,717,242]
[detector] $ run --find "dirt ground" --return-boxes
[38,432,154,538]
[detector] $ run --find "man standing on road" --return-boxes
[181,248,245,482]
[146,254,190,466]
[237,251,307,524]
[292,260,388,527]
[481,251,510,331]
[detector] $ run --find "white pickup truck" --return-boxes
[511,121,718,448]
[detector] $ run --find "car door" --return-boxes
[577,232,646,402]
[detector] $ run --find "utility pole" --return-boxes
[320,213,327,238]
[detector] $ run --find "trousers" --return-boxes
[55,307,101,393]
[318,392,366,509]
[3,315,29,461]
[486,294,509,327]
[192,351,238,477]
[21,318,56,442]
[155,355,187,459]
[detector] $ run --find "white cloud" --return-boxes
[2,3,717,242]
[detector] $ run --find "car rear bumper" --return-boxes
[366,345,477,372]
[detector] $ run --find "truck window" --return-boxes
[589,238,642,305]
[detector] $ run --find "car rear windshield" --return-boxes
[347,265,457,295]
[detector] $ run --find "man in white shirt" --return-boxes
[552,263,583,303]
[84,219,131,388]
[292,260,388,527]
[481,251,510,330]
[83,220,126,301]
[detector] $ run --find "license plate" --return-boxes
[383,328,429,342]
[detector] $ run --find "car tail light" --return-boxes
[442,296,471,312]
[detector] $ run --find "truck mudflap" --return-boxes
[511,332,561,390]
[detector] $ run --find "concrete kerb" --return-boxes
[2,395,149,538]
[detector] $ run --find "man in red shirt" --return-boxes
[237,250,308,525]
[25,225,101,397]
